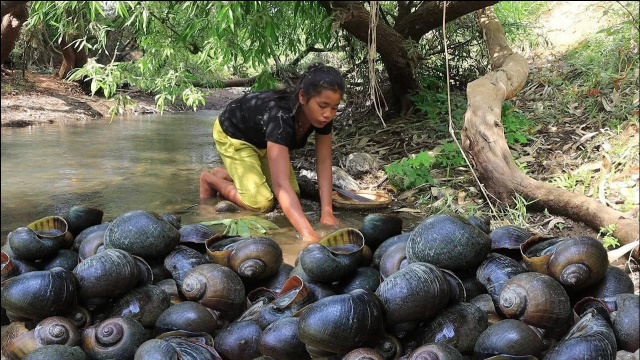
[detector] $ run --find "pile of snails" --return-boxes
[1,206,638,360]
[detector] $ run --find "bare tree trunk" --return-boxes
[0,1,28,66]
[461,7,639,258]
[57,37,88,79]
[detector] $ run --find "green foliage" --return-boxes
[598,223,620,249]
[435,142,466,168]
[411,75,467,130]
[493,1,549,49]
[502,102,532,146]
[199,215,279,237]
[384,152,436,190]
[497,194,537,228]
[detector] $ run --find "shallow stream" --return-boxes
[1,110,407,264]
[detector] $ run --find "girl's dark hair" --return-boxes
[297,62,345,99]
[271,62,344,111]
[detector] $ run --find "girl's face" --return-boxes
[299,89,342,128]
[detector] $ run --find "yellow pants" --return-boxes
[212,118,299,212]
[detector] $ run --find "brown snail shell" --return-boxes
[408,343,465,360]
[570,265,635,304]
[359,213,403,252]
[521,235,609,290]
[297,289,385,354]
[73,248,139,300]
[62,306,93,329]
[473,319,544,359]
[181,263,246,313]
[4,316,81,360]
[2,251,19,282]
[498,272,572,330]
[1,268,78,320]
[406,213,491,271]
[103,210,181,259]
[64,205,104,238]
[298,228,364,284]
[258,317,311,360]
[375,262,450,325]
[422,302,488,354]
[476,253,527,308]
[109,284,171,328]
[543,308,616,360]
[22,345,87,360]
[81,316,148,360]
[227,236,283,281]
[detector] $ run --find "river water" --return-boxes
[0,110,373,264]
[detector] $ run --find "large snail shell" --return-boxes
[1,268,78,320]
[245,262,295,294]
[2,251,20,282]
[489,225,532,259]
[64,205,104,238]
[178,223,217,253]
[375,262,450,324]
[81,317,148,360]
[181,263,246,313]
[134,339,179,360]
[521,236,609,290]
[22,345,87,360]
[135,335,221,360]
[155,278,183,305]
[570,265,635,304]
[109,284,171,328]
[258,317,311,360]
[238,275,313,329]
[473,319,544,359]
[299,228,364,284]
[77,229,105,261]
[342,348,385,360]
[103,210,180,259]
[4,316,81,360]
[468,215,491,234]
[39,249,79,271]
[372,233,410,270]
[422,302,488,354]
[297,289,385,354]
[164,245,209,290]
[62,306,93,329]
[73,223,108,253]
[442,269,467,305]
[73,249,139,300]
[379,241,408,280]
[335,266,381,294]
[8,227,62,261]
[543,308,616,360]
[611,294,639,352]
[226,237,283,281]
[470,294,504,325]
[155,301,223,335]
[408,343,465,360]
[359,213,403,252]
[476,253,527,308]
[214,320,263,360]
[26,216,69,242]
[498,272,572,330]
[406,214,491,271]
